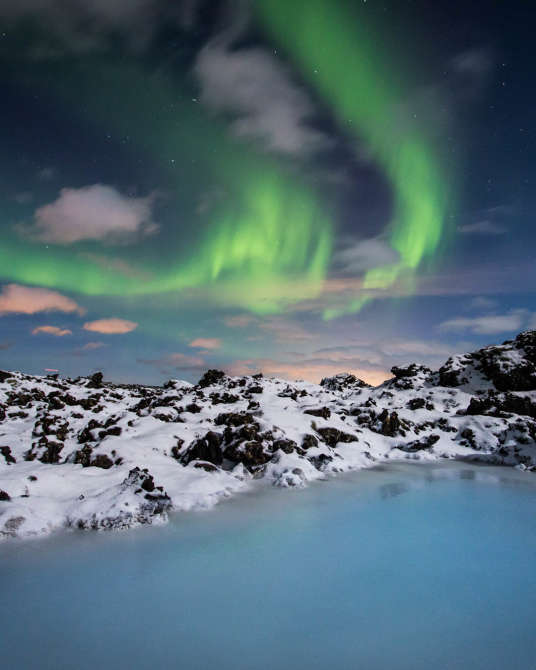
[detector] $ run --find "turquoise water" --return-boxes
[2,463,536,670]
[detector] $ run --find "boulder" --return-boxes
[182,431,223,466]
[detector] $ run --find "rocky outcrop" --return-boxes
[3,330,536,540]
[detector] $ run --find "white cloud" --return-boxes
[22,185,158,244]
[195,41,330,156]
[0,284,84,316]
[458,220,507,235]
[333,238,399,274]
[439,310,527,335]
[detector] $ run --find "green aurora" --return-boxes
[257,0,451,318]
[1,0,451,319]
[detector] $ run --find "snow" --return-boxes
[2,331,536,541]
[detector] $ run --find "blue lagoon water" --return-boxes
[2,462,536,669]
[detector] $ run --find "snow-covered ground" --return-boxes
[2,330,536,540]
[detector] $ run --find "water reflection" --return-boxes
[379,482,408,499]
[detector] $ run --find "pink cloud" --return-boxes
[32,325,72,337]
[224,315,255,328]
[189,337,221,350]
[25,184,158,244]
[82,341,106,350]
[83,318,138,334]
[226,357,390,386]
[0,284,84,316]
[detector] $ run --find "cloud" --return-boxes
[451,48,494,79]
[189,338,221,350]
[467,296,498,311]
[32,325,72,336]
[226,357,390,386]
[224,315,256,328]
[457,220,507,235]
[0,283,84,316]
[0,0,177,55]
[333,237,399,274]
[439,310,528,335]
[195,40,331,156]
[83,318,138,334]
[21,185,158,244]
[82,341,106,350]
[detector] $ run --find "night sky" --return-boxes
[0,0,534,384]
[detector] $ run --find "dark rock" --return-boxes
[91,454,114,469]
[391,364,424,379]
[121,467,172,516]
[141,473,155,492]
[376,410,401,437]
[47,395,65,411]
[247,385,263,394]
[407,397,426,410]
[0,370,13,383]
[99,426,122,439]
[0,489,11,501]
[0,446,16,464]
[87,371,104,389]
[277,387,298,400]
[309,453,333,469]
[132,397,152,412]
[193,462,219,472]
[185,403,202,414]
[316,427,357,447]
[182,431,223,466]
[460,428,478,449]
[215,411,256,427]
[397,434,440,453]
[210,392,239,405]
[320,373,370,392]
[39,440,64,464]
[224,424,257,446]
[74,446,93,467]
[304,407,331,420]
[272,438,297,454]
[301,434,319,450]
[465,392,536,419]
[198,369,226,388]
[77,419,102,444]
[224,440,270,467]
[170,438,185,461]
[79,395,101,411]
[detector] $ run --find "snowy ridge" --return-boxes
[2,330,536,540]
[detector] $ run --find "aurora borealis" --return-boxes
[0,0,534,383]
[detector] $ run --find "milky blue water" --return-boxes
[2,462,536,670]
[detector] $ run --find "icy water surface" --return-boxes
[2,462,536,670]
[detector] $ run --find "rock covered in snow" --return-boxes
[3,330,536,540]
